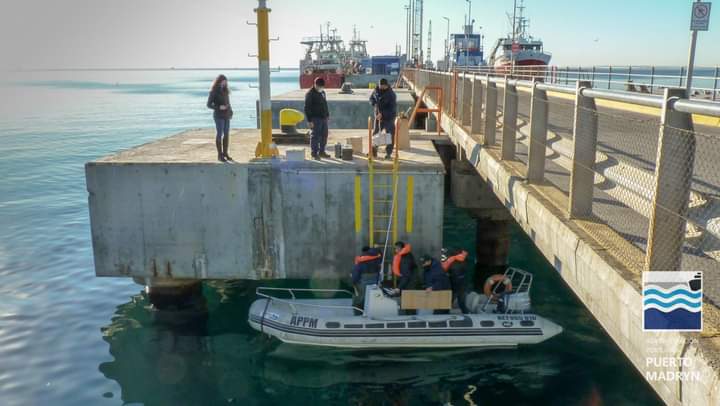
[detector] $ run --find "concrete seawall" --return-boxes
[259,88,415,130]
[86,129,444,281]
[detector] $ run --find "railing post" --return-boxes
[462,76,472,126]
[526,80,548,183]
[713,66,719,102]
[451,70,458,118]
[645,88,695,272]
[608,65,612,89]
[483,77,498,145]
[591,66,596,87]
[650,66,655,94]
[470,75,484,135]
[501,78,518,160]
[457,73,465,120]
[568,80,597,218]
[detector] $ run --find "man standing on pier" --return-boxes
[370,78,397,160]
[304,77,331,160]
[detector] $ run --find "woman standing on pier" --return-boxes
[207,74,233,162]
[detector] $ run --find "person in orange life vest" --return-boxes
[441,248,470,313]
[351,246,382,308]
[392,241,417,291]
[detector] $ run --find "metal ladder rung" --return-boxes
[374,215,392,218]
[373,199,393,203]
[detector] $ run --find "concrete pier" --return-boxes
[405,70,720,406]
[85,129,444,282]
[261,88,415,129]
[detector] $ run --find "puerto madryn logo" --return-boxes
[643,271,702,331]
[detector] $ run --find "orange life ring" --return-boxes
[483,274,512,297]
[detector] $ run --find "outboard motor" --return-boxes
[465,291,532,313]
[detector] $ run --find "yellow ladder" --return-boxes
[367,116,400,285]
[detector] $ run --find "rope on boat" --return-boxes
[260,297,271,335]
[377,170,399,288]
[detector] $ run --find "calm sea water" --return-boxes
[0,70,662,405]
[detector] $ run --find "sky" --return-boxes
[0,0,718,70]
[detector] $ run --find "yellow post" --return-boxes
[368,116,374,247]
[254,0,274,158]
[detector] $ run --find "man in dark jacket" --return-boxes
[304,77,330,160]
[369,78,397,159]
[441,248,470,313]
[420,255,451,292]
[351,246,382,308]
[420,254,452,314]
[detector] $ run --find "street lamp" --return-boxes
[442,16,450,70]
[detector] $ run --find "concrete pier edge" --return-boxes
[408,78,720,406]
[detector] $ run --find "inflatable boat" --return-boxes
[248,268,562,349]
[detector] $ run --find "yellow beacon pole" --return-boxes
[254,0,275,158]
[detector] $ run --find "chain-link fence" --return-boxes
[402,68,720,304]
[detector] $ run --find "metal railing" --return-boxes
[442,65,720,101]
[255,287,365,315]
[402,68,720,278]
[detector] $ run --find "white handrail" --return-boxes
[255,286,364,315]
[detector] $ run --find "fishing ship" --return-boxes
[488,0,551,76]
[299,23,401,89]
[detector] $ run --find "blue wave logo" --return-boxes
[642,272,702,332]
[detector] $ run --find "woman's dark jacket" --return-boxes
[207,88,233,120]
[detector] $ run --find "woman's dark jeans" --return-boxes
[214,117,230,140]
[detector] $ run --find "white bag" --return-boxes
[372,129,392,146]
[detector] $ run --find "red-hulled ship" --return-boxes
[488,0,551,77]
[298,24,401,89]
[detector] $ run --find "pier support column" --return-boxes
[450,159,510,220]
[135,277,205,311]
[501,79,519,160]
[526,81,549,183]
[568,80,597,218]
[483,79,498,146]
[474,217,511,286]
[449,159,511,286]
[645,88,695,271]
[462,77,473,127]
[470,77,484,135]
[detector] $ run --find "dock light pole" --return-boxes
[254,0,274,158]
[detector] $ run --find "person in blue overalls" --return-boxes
[369,78,397,160]
[419,254,451,314]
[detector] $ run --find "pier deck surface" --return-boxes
[96,128,444,170]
